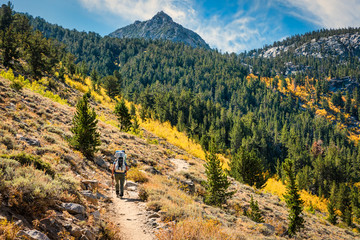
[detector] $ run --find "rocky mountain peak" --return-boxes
[151,11,173,23]
[108,12,210,50]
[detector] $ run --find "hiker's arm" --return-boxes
[111,164,115,178]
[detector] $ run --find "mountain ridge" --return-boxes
[108,11,210,50]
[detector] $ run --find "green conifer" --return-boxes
[283,158,304,237]
[248,195,264,223]
[204,142,234,207]
[327,183,337,225]
[229,147,267,189]
[70,94,101,159]
[114,99,132,131]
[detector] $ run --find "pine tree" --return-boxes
[327,183,337,225]
[130,103,136,117]
[229,147,267,189]
[114,99,132,131]
[345,91,352,113]
[131,116,141,135]
[338,183,352,226]
[248,195,264,223]
[204,143,234,207]
[102,75,120,98]
[283,158,304,237]
[90,68,100,92]
[70,94,101,159]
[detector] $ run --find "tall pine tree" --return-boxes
[327,182,337,225]
[283,158,304,237]
[204,142,234,207]
[229,147,267,189]
[70,94,101,159]
[114,98,132,132]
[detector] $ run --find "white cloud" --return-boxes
[78,0,193,22]
[281,0,360,28]
[77,0,280,53]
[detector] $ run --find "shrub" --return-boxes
[9,80,24,91]
[0,136,14,150]
[44,135,56,144]
[138,186,148,201]
[127,168,148,183]
[98,221,122,240]
[0,219,19,240]
[0,159,79,216]
[1,153,55,178]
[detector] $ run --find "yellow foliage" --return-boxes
[0,69,67,105]
[97,114,118,128]
[65,75,89,93]
[127,167,148,183]
[141,120,206,160]
[264,178,328,213]
[0,219,19,240]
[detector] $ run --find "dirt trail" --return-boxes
[170,158,190,172]
[106,186,155,240]
[104,158,189,240]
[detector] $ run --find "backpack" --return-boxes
[114,150,126,173]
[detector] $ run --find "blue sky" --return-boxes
[12,0,360,53]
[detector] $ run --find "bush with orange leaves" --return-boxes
[156,218,237,240]
[0,219,19,240]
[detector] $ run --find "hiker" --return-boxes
[112,150,128,198]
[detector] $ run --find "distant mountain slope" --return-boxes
[108,11,210,50]
[242,28,360,79]
[260,32,360,59]
[252,28,360,59]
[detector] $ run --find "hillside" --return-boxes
[1,69,359,239]
[109,11,210,50]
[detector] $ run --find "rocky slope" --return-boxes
[108,11,210,50]
[259,31,360,59]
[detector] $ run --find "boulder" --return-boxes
[83,229,96,240]
[125,181,138,188]
[17,135,41,147]
[182,180,195,195]
[96,192,110,201]
[80,190,98,205]
[259,223,275,236]
[91,211,100,221]
[81,180,99,191]
[61,203,86,215]
[126,186,137,191]
[69,226,83,238]
[95,156,110,169]
[17,229,50,240]
[148,213,160,219]
[143,166,161,175]
[39,217,64,239]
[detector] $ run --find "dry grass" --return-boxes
[142,175,202,221]
[156,218,239,240]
